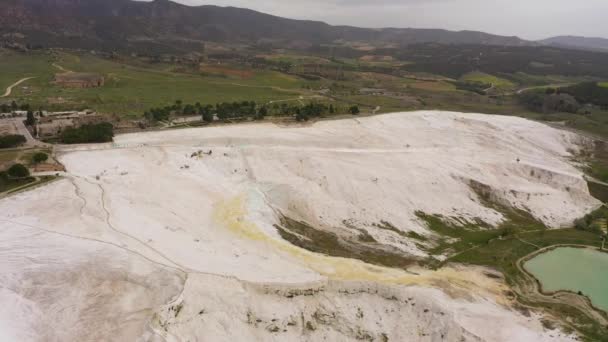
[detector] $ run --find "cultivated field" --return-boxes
[0,51,308,116]
[461,71,515,90]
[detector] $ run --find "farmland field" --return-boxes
[2,48,607,134]
[0,51,305,116]
[461,71,515,89]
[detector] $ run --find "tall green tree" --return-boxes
[32,152,48,164]
[25,111,36,126]
[7,164,30,178]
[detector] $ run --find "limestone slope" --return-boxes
[0,111,594,341]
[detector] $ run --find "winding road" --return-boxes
[1,77,35,98]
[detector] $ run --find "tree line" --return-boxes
[61,122,114,144]
[559,82,608,109]
[0,101,32,113]
[145,100,265,122]
[144,100,359,123]
[0,134,26,149]
[518,81,608,114]
[0,163,33,192]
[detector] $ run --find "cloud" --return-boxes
[146,0,608,39]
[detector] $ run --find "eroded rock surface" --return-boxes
[1,111,592,341]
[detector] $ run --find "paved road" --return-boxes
[11,118,36,145]
[3,118,49,148]
[1,77,35,97]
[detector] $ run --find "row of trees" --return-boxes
[558,82,608,108]
[0,134,26,149]
[145,100,266,122]
[0,101,32,113]
[518,91,581,114]
[1,164,30,178]
[144,100,361,124]
[215,101,264,121]
[61,122,114,144]
[295,103,360,121]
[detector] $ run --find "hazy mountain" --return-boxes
[540,36,608,52]
[0,0,530,52]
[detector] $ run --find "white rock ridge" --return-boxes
[0,111,593,341]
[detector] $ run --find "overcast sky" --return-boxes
[161,0,608,40]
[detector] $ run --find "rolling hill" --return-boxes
[540,36,608,52]
[0,0,530,52]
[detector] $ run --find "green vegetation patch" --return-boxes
[4,175,58,195]
[451,228,607,341]
[415,180,547,260]
[586,141,608,184]
[460,71,515,89]
[0,150,19,165]
[588,181,608,204]
[61,122,114,144]
[598,82,608,88]
[260,54,331,65]
[560,82,608,107]
[274,216,416,269]
[410,81,457,92]
[0,175,35,193]
[0,135,26,149]
[0,163,33,193]
[1,51,305,116]
[439,181,608,341]
[0,51,55,91]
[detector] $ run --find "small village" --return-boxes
[0,108,103,139]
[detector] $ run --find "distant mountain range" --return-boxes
[539,36,608,52]
[0,0,606,54]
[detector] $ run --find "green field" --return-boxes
[599,82,608,88]
[0,51,308,116]
[2,49,608,144]
[461,71,515,89]
[0,51,57,91]
[260,54,331,65]
[508,72,588,87]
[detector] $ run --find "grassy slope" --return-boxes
[261,54,331,65]
[461,71,515,89]
[0,51,306,116]
[0,150,19,168]
[0,51,55,90]
[0,176,35,193]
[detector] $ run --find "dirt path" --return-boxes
[482,83,495,93]
[514,83,575,95]
[1,77,35,97]
[584,175,608,188]
[52,63,72,73]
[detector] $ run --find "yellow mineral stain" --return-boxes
[214,195,506,298]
